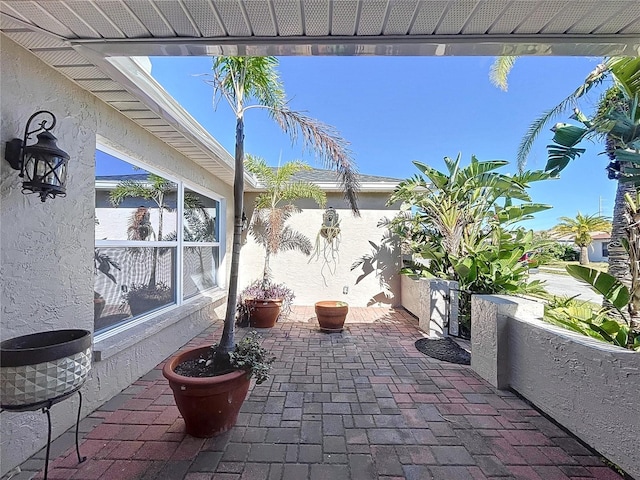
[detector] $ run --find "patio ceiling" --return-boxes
[1,1,639,187]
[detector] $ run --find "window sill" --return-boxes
[93,289,226,362]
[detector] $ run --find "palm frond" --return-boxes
[272,108,359,214]
[277,227,313,255]
[280,182,327,208]
[517,100,574,172]
[489,56,517,92]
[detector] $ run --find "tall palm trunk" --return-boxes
[216,115,244,368]
[579,245,590,265]
[262,249,271,288]
[606,173,636,322]
[608,179,635,286]
[149,193,164,287]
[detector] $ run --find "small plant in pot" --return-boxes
[162,56,359,439]
[237,279,295,328]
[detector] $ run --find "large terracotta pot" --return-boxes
[162,346,250,438]
[315,301,349,333]
[248,299,282,328]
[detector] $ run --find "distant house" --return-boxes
[556,231,611,263]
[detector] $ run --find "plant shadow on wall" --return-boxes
[351,227,401,306]
[388,153,551,338]
[310,206,341,285]
[237,155,327,328]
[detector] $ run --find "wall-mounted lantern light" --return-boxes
[4,110,69,202]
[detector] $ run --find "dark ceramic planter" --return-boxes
[0,329,92,409]
[248,299,282,328]
[315,301,349,333]
[162,346,250,438]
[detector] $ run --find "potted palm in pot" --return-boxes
[240,154,327,327]
[162,56,359,438]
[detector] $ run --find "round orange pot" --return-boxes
[248,299,282,328]
[162,346,250,438]
[315,301,349,333]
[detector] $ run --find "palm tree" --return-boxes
[543,58,640,289]
[245,154,327,285]
[552,213,611,265]
[208,56,359,370]
[110,173,175,287]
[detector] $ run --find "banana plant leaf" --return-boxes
[546,144,586,174]
[566,265,630,310]
[552,124,589,146]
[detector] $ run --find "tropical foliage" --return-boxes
[388,153,551,336]
[541,58,640,307]
[544,266,640,350]
[551,213,611,265]
[208,56,359,371]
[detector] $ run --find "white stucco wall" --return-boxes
[1,37,233,474]
[471,295,640,479]
[238,193,401,307]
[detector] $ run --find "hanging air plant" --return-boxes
[311,207,341,281]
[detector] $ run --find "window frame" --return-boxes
[94,143,225,341]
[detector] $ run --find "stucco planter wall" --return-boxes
[400,274,421,317]
[400,276,459,338]
[471,295,640,479]
[1,37,233,475]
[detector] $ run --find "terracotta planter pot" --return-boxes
[162,346,250,438]
[315,301,349,333]
[248,299,282,328]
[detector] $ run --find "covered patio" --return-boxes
[15,308,620,480]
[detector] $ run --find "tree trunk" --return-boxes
[608,178,635,287]
[262,250,271,288]
[579,245,590,265]
[606,177,636,322]
[149,194,164,288]
[215,115,244,369]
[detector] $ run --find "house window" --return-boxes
[95,147,222,334]
[602,242,609,258]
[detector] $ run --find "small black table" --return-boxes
[1,387,86,480]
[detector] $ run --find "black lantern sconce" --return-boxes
[4,110,69,202]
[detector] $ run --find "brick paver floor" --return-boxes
[15,307,623,480]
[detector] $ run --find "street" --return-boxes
[529,271,603,304]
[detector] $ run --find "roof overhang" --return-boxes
[2,0,639,191]
[70,34,639,58]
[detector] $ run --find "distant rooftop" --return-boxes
[97,169,402,192]
[282,167,401,184]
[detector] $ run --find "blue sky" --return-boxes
[149,55,616,231]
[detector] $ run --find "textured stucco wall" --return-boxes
[238,193,401,307]
[400,275,421,317]
[1,37,233,474]
[471,295,640,478]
